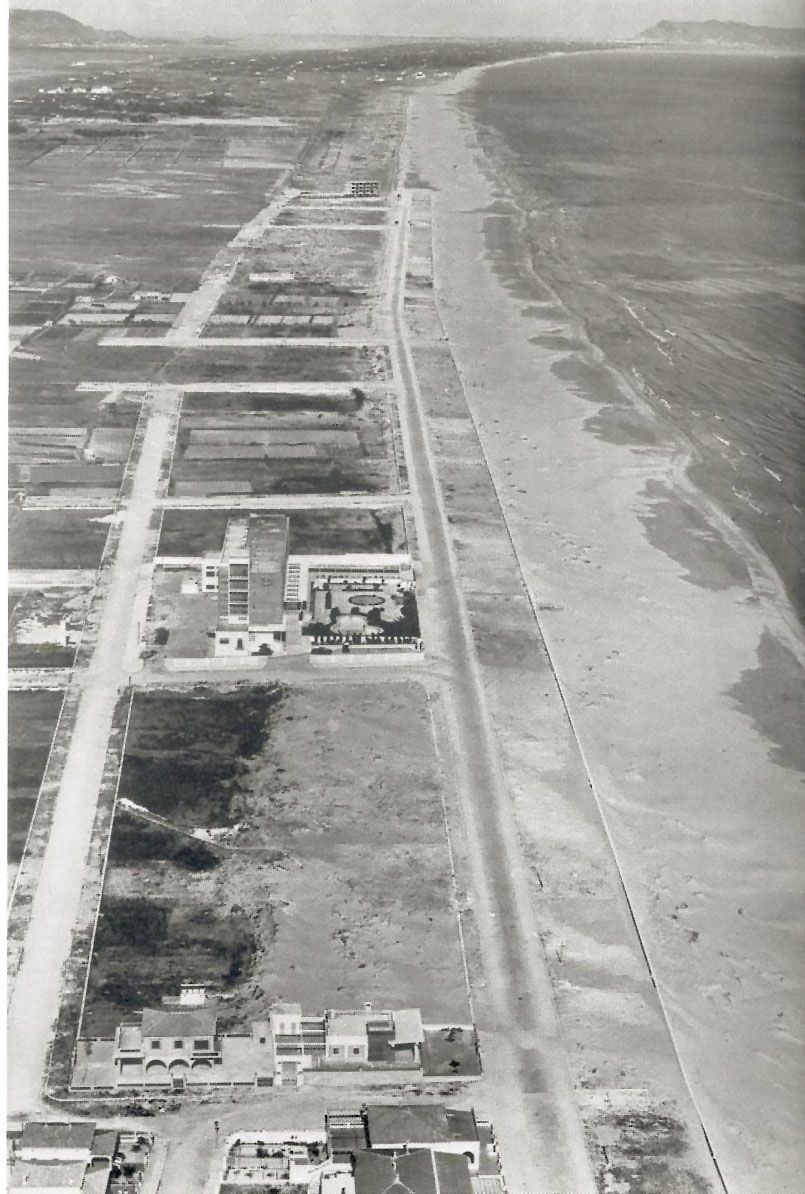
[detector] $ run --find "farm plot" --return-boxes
[168,391,394,496]
[9,382,143,431]
[7,690,65,872]
[205,268,374,341]
[157,506,407,558]
[10,126,276,292]
[161,345,382,386]
[9,508,113,570]
[81,681,469,1037]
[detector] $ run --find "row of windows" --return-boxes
[149,1038,210,1051]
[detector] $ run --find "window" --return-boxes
[332,1047,340,1056]
[259,1036,267,1045]
[219,637,230,645]
[352,1047,361,1055]
[193,1039,209,1051]
[174,1040,184,1049]
[151,1041,160,1050]
[236,638,244,650]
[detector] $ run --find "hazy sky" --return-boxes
[11,0,805,41]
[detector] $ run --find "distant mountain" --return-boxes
[637,20,805,49]
[9,7,137,46]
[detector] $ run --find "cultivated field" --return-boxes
[169,388,394,497]
[9,508,114,569]
[157,506,407,557]
[7,690,65,871]
[10,125,276,292]
[82,681,469,1037]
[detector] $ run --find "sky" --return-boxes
[10,0,805,41]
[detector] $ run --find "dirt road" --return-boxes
[6,393,179,1117]
[164,175,293,344]
[160,493,410,511]
[381,153,596,1189]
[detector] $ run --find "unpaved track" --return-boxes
[163,175,293,344]
[383,166,596,1190]
[6,394,178,1116]
[160,493,410,511]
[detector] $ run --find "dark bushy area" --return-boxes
[118,686,282,826]
[9,643,76,669]
[85,897,258,1035]
[158,508,403,558]
[8,690,64,863]
[108,813,220,870]
[8,509,111,569]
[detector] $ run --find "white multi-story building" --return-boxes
[199,516,416,658]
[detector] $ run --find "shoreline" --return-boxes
[414,53,805,1192]
[462,49,805,628]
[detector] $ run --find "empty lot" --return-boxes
[82,681,470,1036]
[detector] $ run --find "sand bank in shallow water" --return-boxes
[409,53,804,1194]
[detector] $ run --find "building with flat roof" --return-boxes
[364,1106,480,1172]
[79,997,441,1092]
[211,514,289,657]
[198,516,418,658]
[348,180,381,198]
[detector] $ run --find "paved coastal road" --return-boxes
[383,171,596,1191]
[6,393,178,1116]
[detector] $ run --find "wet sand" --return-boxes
[411,55,805,1194]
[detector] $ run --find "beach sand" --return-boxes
[407,56,805,1194]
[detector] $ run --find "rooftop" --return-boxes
[18,1122,96,1153]
[328,1011,371,1037]
[248,515,289,627]
[9,1160,88,1189]
[354,1151,473,1194]
[90,1129,119,1159]
[221,515,250,559]
[140,1008,217,1039]
[365,1106,478,1148]
[271,1001,303,1017]
[392,1009,424,1046]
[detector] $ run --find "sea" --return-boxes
[467,50,805,618]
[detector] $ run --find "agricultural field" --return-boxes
[81,681,469,1037]
[7,690,65,870]
[9,381,142,430]
[204,269,375,342]
[169,388,395,497]
[10,124,281,292]
[9,508,113,569]
[157,506,407,557]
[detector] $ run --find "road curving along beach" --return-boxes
[411,50,805,1194]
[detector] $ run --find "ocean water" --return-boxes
[468,50,805,616]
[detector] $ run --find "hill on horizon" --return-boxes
[637,19,805,49]
[10,7,138,46]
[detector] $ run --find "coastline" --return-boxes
[412,52,805,1193]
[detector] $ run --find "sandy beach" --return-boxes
[408,53,805,1193]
